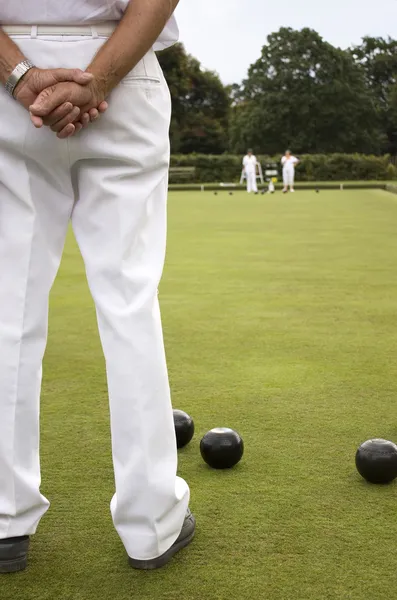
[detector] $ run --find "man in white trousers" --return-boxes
[281,150,300,193]
[242,149,259,193]
[0,0,194,574]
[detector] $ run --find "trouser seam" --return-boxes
[4,127,34,538]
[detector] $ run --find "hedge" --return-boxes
[169,154,397,184]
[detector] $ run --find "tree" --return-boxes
[158,44,230,153]
[230,28,383,155]
[352,37,397,154]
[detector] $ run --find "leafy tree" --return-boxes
[352,37,397,154]
[230,28,383,155]
[158,44,230,153]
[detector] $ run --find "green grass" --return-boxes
[4,188,397,599]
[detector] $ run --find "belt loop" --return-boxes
[31,25,38,39]
[91,26,98,39]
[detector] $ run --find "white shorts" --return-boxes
[283,169,295,186]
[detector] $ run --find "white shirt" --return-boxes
[243,155,257,173]
[0,1,178,51]
[281,155,298,170]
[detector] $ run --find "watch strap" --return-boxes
[5,60,35,98]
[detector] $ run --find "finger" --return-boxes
[50,106,81,133]
[41,102,74,127]
[53,68,94,86]
[88,108,99,122]
[80,112,90,128]
[57,123,76,140]
[98,101,108,114]
[74,122,83,135]
[30,112,43,128]
[63,123,82,138]
[30,85,71,116]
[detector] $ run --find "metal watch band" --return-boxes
[5,60,35,98]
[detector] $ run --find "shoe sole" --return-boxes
[0,557,27,574]
[129,527,195,570]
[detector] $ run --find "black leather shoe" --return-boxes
[129,509,196,570]
[0,536,30,573]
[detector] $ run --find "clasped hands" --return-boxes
[14,66,109,139]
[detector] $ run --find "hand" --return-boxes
[47,100,109,138]
[30,79,107,139]
[14,67,94,127]
[73,101,109,135]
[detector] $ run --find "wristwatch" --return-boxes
[5,60,35,98]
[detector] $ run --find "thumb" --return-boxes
[30,86,68,116]
[52,68,93,85]
[29,112,43,128]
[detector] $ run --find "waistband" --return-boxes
[1,22,117,37]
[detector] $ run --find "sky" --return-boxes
[175,0,397,84]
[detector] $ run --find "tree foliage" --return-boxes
[230,28,383,155]
[159,30,397,157]
[157,44,230,154]
[352,37,397,154]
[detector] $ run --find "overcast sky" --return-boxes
[175,0,397,84]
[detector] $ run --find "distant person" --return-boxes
[243,149,258,194]
[281,150,300,193]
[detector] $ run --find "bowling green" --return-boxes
[3,188,397,600]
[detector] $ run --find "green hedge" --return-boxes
[385,184,397,195]
[169,154,397,183]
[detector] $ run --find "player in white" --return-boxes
[242,149,258,194]
[281,150,300,193]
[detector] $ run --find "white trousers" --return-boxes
[0,33,189,560]
[246,170,258,193]
[283,168,295,187]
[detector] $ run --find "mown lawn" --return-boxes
[4,188,397,600]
